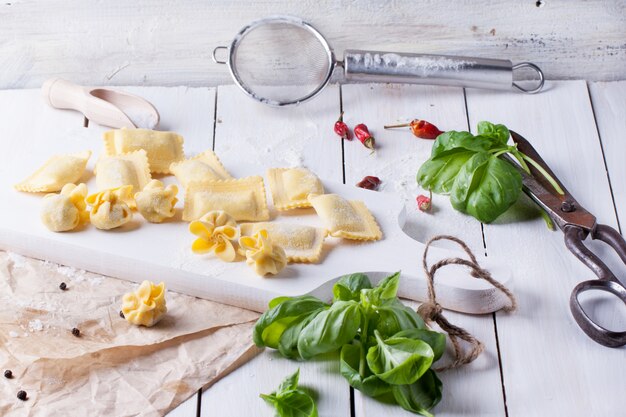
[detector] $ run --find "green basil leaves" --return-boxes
[261,368,318,417]
[254,272,447,416]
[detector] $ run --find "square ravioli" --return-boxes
[95,149,151,194]
[267,167,324,210]
[103,128,184,174]
[240,222,326,263]
[183,176,270,222]
[309,193,382,241]
[15,150,91,193]
[170,150,232,188]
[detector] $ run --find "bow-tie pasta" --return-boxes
[189,210,240,262]
[309,193,382,241]
[86,185,134,230]
[15,151,91,193]
[40,183,90,232]
[135,180,178,223]
[122,280,167,327]
[239,229,287,276]
[267,167,324,210]
[170,150,233,188]
[240,222,326,263]
[95,150,151,199]
[183,176,270,222]
[104,128,184,174]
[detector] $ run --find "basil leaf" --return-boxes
[450,152,522,223]
[417,149,476,194]
[477,121,510,146]
[339,344,391,397]
[277,313,319,359]
[375,299,426,338]
[431,130,492,157]
[333,273,372,302]
[254,296,328,348]
[391,370,442,417]
[277,368,300,394]
[367,330,435,385]
[297,300,362,359]
[393,329,446,362]
[361,271,401,308]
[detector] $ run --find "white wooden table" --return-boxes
[2,80,625,416]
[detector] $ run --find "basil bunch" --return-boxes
[254,273,445,416]
[417,121,562,223]
[260,368,317,417]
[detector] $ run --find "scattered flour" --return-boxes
[7,252,28,268]
[9,330,20,338]
[28,319,43,332]
[351,52,476,77]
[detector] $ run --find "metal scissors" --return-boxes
[505,131,626,347]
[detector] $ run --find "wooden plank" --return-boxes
[167,392,198,417]
[201,83,350,416]
[589,81,626,229]
[342,84,505,416]
[1,0,625,89]
[465,80,626,416]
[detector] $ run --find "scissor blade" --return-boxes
[510,130,568,197]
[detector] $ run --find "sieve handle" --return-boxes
[343,50,544,93]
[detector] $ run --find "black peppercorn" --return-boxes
[59,282,67,291]
[119,311,125,319]
[71,328,80,337]
[17,390,27,401]
[4,369,12,379]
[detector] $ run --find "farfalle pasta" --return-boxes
[182,176,270,222]
[104,128,184,174]
[135,180,178,223]
[86,185,134,230]
[170,150,232,188]
[240,222,326,263]
[309,193,382,241]
[15,150,91,193]
[95,149,151,196]
[267,167,324,210]
[121,280,167,327]
[189,210,240,262]
[239,229,287,276]
[40,183,90,232]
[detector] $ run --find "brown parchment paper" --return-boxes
[0,251,261,416]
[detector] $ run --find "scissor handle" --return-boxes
[564,224,626,347]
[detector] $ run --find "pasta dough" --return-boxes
[240,222,326,263]
[86,185,134,230]
[309,193,382,241]
[267,167,324,210]
[122,280,167,327]
[104,128,184,174]
[169,150,232,188]
[183,176,270,222]
[40,183,90,232]
[135,180,178,223]
[95,149,151,196]
[15,150,91,193]
[239,229,287,276]
[189,210,240,262]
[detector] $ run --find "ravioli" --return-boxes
[86,185,134,230]
[170,150,232,188]
[182,176,270,222]
[103,128,184,174]
[95,149,151,197]
[239,229,287,276]
[267,167,324,210]
[40,183,90,232]
[240,222,326,263]
[15,151,91,193]
[134,180,178,223]
[308,193,382,241]
[189,210,240,262]
[122,280,167,327]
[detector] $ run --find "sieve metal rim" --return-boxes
[220,15,336,107]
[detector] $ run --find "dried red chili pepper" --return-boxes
[354,123,375,150]
[416,191,432,212]
[334,111,351,140]
[356,176,381,191]
[384,119,444,139]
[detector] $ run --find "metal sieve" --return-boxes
[213,16,545,106]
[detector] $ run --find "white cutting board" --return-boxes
[0,119,512,313]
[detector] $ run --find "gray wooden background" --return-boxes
[1,0,624,89]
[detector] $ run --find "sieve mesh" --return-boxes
[231,20,333,104]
